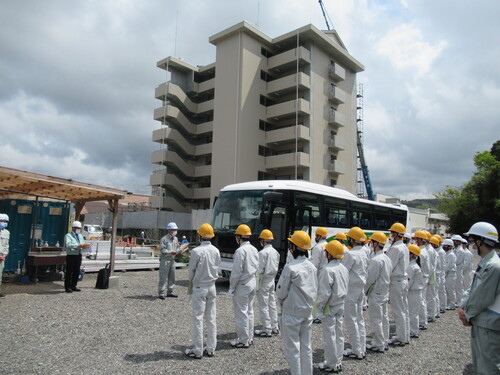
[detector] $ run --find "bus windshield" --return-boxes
[212,190,264,234]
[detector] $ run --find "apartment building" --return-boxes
[151,21,364,212]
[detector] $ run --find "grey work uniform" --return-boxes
[158,233,178,296]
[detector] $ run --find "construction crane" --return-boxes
[318,0,334,31]
[356,85,374,201]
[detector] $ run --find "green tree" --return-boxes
[436,141,500,234]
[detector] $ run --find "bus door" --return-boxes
[293,205,313,237]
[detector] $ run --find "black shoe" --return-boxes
[65,288,73,293]
[71,287,81,292]
[0,293,6,298]
[167,293,178,298]
[203,349,214,357]
[158,295,165,300]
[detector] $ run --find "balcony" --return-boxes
[150,195,186,212]
[328,110,346,128]
[193,78,215,93]
[265,125,309,146]
[328,86,345,105]
[267,72,310,97]
[265,152,310,170]
[154,105,213,135]
[328,135,346,151]
[328,160,346,174]
[266,98,310,120]
[267,46,311,72]
[329,63,345,82]
[151,150,211,178]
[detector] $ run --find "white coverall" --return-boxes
[187,241,221,357]
[230,240,259,346]
[418,245,430,329]
[365,250,392,350]
[310,239,328,273]
[317,259,349,369]
[0,227,10,291]
[444,250,457,309]
[426,245,438,320]
[460,250,500,375]
[342,245,368,356]
[158,233,179,296]
[257,244,280,334]
[462,247,473,291]
[454,244,466,305]
[436,247,447,312]
[276,255,318,375]
[386,240,409,343]
[407,258,424,337]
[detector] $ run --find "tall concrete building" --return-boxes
[151,21,364,212]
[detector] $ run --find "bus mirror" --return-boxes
[263,191,283,203]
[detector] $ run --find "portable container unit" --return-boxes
[0,199,70,273]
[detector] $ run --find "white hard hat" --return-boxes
[461,237,468,244]
[442,239,454,247]
[403,232,412,239]
[0,213,8,221]
[72,221,82,228]
[166,222,178,230]
[451,234,463,242]
[464,222,498,243]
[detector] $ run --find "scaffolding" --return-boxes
[356,84,374,200]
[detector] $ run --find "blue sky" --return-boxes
[1,0,498,200]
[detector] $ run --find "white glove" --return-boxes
[229,289,235,296]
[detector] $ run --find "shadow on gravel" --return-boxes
[125,346,191,363]
[462,363,474,375]
[124,295,158,301]
[259,370,289,375]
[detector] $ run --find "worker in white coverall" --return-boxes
[406,244,424,338]
[0,213,10,298]
[424,231,438,323]
[316,240,349,373]
[386,223,410,346]
[311,227,328,323]
[255,229,280,337]
[458,222,500,375]
[185,223,221,359]
[229,224,259,348]
[429,235,443,319]
[365,232,392,353]
[158,222,180,299]
[403,232,412,246]
[452,234,466,307]
[461,237,473,291]
[433,235,447,315]
[276,230,318,375]
[342,226,368,359]
[413,230,430,330]
[442,239,457,310]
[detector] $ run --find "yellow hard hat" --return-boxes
[435,235,443,243]
[315,227,328,237]
[335,232,347,241]
[197,223,215,239]
[413,230,427,240]
[347,227,366,242]
[408,244,421,257]
[288,230,312,250]
[370,231,387,245]
[424,231,432,240]
[323,240,344,259]
[429,235,440,246]
[235,224,252,236]
[259,229,274,241]
[389,222,406,234]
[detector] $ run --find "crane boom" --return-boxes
[356,130,374,201]
[318,0,333,31]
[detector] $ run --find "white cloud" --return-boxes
[376,24,447,76]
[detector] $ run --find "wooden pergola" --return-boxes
[0,165,129,274]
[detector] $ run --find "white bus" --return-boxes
[211,180,409,278]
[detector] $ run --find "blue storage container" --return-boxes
[0,199,70,273]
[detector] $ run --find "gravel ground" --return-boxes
[0,268,473,375]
